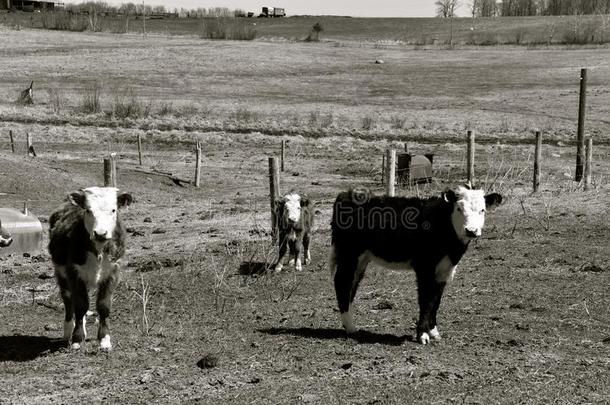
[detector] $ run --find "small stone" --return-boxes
[143,217,152,223]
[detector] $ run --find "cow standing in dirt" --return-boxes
[329,185,502,344]
[274,192,314,272]
[0,219,12,247]
[49,187,132,351]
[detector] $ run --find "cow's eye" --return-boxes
[457,207,462,212]
[480,209,486,214]
[112,209,116,214]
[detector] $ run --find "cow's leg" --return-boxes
[334,255,360,334]
[96,268,118,351]
[274,233,288,272]
[70,278,89,350]
[55,267,74,342]
[429,282,446,341]
[292,237,303,271]
[302,233,311,265]
[416,272,445,345]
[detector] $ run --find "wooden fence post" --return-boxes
[467,130,475,184]
[280,140,286,172]
[381,154,386,185]
[575,68,587,181]
[584,138,593,191]
[385,149,396,197]
[533,130,542,192]
[268,157,280,242]
[194,141,201,188]
[103,153,117,187]
[137,134,143,166]
[9,130,15,153]
[404,142,410,153]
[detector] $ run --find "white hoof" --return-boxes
[288,258,295,266]
[71,342,81,350]
[429,326,441,340]
[418,332,430,345]
[295,259,302,271]
[99,335,112,351]
[341,311,356,334]
[274,263,283,273]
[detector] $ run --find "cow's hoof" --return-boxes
[295,264,303,271]
[288,258,295,266]
[303,259,309,265]
[274,264,283,273]
[429,326,441,340]
[99,336,112,351]
[70,342,82,350]
[418,332,430,345]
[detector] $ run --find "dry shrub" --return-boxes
[41,10,88,32]
[111,88,151,119]
[200,17,256,40]
[47,87,65,114]
[361,115,376,131]
[81,84,102,114]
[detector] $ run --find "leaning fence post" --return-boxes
[584,138,593,191]
[194,141,201,188]
[385,149,396,197]
[9,130,15,153]
[103,153,117,187]
[533,130,542,192]
[467,130,475,184]
[575,68,587,182]
[137,134,143,166]
[268,157,280,242]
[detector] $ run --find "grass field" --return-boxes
[0,25,609,404]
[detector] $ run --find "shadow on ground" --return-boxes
[239,261,272,276]
[0,335,65,362]
[258,327,410,346]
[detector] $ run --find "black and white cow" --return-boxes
[329,185,502,344]
[274,192,314,272]
[49,187,132,351]
[0,219,12,247]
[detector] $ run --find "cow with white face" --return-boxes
[274,192,314,272]
[0,219,12,248]
[330,184,502,344]
[49,187,132,351]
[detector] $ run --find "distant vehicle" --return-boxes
[259,7,285,17]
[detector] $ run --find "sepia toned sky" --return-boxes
[65,0,470,17]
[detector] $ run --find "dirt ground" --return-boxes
[0,29,609,404]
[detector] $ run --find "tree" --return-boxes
[435,0,460,17]
[311,22,323,41]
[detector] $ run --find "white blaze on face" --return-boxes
[283,193,301,224]
[80,187,119,242]
[451,186,487,243]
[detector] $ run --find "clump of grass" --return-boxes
[111,88,150,120]
[81,84,102,114]
[361,115,376,131]
[308,110,320,126]
[41,10,88,32]
[159,101,174,116]
[47,87,65,114]
[200,17,256,40]
[390,115,407,129]
[231,107,257,123]
[320,112,334,128]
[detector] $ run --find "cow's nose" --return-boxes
[0,237,12,247]
[94,231,108,241]
[465,228,480,238]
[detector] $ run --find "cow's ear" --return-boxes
[442,189,457,203]
[300,196,311,207]
[69,190,86,208]
[117,193,133,208]
[485,193,503,209]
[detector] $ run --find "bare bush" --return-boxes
[81,84,102,114]
[41,10,88,32]
[200,17,256,40]
[111,88,150,119]
[47,87,65,114]
[361,115,377,130]
[390,115,407,129]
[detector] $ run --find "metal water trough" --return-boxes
[397,153,434,184]
[0,205,43,256]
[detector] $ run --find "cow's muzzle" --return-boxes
[0,237,13,247]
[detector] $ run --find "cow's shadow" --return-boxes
[0,335,65,362]
[258,327,411,346]
[238,261,272,276]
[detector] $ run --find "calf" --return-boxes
[329,185,502,344]
[274,192,314,272]
[0,219,12,247]
[49,187,132,351]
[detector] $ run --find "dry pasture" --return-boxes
[0,28,609,404]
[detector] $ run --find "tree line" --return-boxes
[436,0,610,17]
[64,1,247,17]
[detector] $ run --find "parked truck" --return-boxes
[259,7,285,17]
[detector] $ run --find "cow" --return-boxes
[0,219,13,247]
[48,187,132,351]
[273,192,314,272]
[329,184,502,345]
